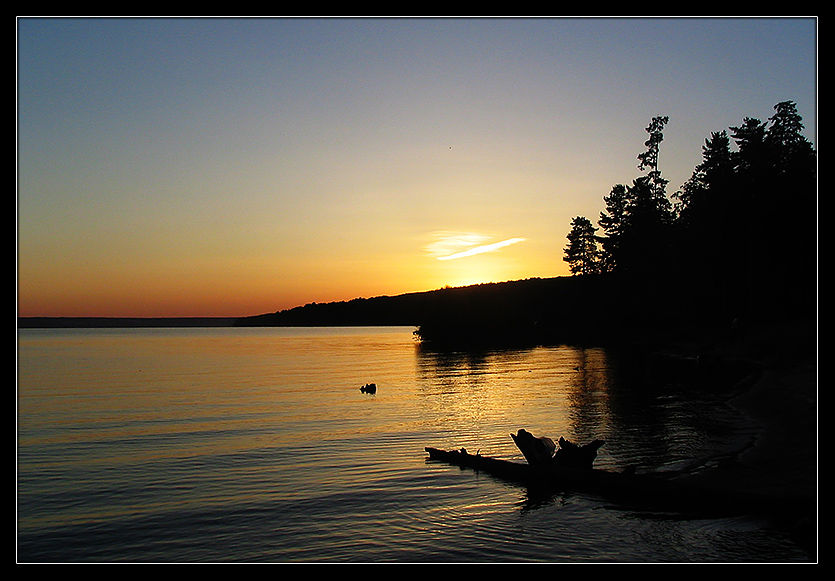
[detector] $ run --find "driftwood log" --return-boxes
[510,429,605,469]
[424,429,780,517]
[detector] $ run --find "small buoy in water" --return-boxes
[360,383,377,394]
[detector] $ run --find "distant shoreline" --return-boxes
[17,278,564,331]
[17,317,241,328]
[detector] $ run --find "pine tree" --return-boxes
[563,216,600,276]
[637,115,671,204]
[674,130,734,223]
[597,184,630,273]
[766,100,816,177]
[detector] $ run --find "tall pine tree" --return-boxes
[563,216,600,276]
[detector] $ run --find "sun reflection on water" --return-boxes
[414,344,614,462]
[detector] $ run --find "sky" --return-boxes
[17,17,817,318]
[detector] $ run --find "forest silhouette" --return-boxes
[237,101,816,348]
[562,101,816,327]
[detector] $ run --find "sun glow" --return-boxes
[424,232,527,261]
[423,231,531,288]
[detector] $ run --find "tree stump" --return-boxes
[511,429,604,469]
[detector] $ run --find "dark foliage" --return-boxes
[569,101,816,333]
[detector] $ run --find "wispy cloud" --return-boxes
[425,232,526,261]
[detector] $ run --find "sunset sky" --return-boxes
[17,17,817,317]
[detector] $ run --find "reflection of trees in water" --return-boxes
[414,344,540,390]
[415,344,615,458]
[415,345,489,382]
[414,342,734,474]
[599,352,678,471]
[600,348,739,473]
[562,346,722,473]
[554,345,677,472]
[563,347,612,446]
[414,344,550,456]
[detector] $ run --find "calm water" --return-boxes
[17,326,809,563]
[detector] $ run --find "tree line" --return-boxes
[563,101,816,323]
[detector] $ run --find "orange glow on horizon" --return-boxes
[16,19,816,320]
[17,225,559,318]
[18,249,562,318]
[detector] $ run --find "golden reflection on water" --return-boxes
[19,330,619,477]
[19,330,617,467]
[414,344,613,461]
[18,328,797,562]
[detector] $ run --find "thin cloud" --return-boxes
[436,237,526,260]
[425,232,526,261]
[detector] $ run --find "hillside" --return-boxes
[234,274,711,346]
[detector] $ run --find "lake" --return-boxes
[16,326,809,563]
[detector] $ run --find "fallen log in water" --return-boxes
[424,445,688,509]
[425,430,781,517]
[510,429,604,469]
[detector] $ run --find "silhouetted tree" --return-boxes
[635,115,674,225]
[615,116,675,277]
[677,101,817,319]
[674,130,734,220]
[594,116,673,277]
[597,184,630,273]
[637,115,671,201]
[672,130,741,315]
[617,176,673,277]
[675,129,738,255]
[766,100,815,175]
[758,101,816,313]
[564,216,600,275]
[565,102,814,330]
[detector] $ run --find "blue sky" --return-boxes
[17,17,817,317]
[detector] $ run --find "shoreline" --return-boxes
[17,317,240,328]
[684,320,818,561]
